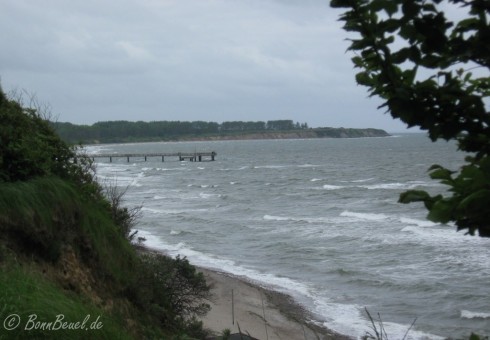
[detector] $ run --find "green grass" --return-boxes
[0,176,210,339]
[0,178,140,338]
[0,263,132,339]
[0,177,138,285]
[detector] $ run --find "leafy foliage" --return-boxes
[0,85,211,338]
[331,0,490,236]
[0,90,73,182]
[130,253,211,332]
[0,89,101,199]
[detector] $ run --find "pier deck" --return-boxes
[89,151,216,162]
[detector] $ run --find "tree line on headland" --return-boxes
[52,119,390,144]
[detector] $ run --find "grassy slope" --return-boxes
[0,177,172,339]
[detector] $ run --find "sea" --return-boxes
[86,133,490,339]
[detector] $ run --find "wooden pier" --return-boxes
[89,151,216,162]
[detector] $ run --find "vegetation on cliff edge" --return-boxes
[0,87,211,339]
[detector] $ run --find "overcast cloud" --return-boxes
[0,0,410,131]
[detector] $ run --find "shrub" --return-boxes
[131,253,211,330]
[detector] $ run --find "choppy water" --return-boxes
[87,134,490,339]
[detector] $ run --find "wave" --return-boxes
[340,211,390,221]
[169,230,195,236]
[187,184,215,188]
[322,184,345,190]
[218,166,249,171]
[253,165,287,169]
[142,207,210,215]
[313,298,444,340]
[134,230,444,340]
[142,167,184,172]
[153,195,167,200]
[263,215,331,224]
[360,182,423,190]
[264,215,291,221]
[199,192,222,199]
[461,310,490,319]
[135,230,313,297]
[400,217,438,228]
[311,180,436,191]
[298,164,319,168]
[348,178,375,183]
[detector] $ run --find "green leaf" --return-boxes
[402,1,420,18]
[429,167,453,181]
[391,47,412,64]
[458,189,490,212]
[427,199,454,224]
[355,72,375,86]
[330,0,353,8]
[398,190,430,204]
[379,19,400,33]
[352,56,365,68]
[456,18,479,30]
[402,68,417,84]
[428,164,444,171]
[384,1,398,17]
[469,333,484,340]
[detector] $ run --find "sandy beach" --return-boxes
[199,267,350,340]
[136,245,349,339]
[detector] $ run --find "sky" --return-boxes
[0,0,413,132]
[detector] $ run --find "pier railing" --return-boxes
[88,151,216,162]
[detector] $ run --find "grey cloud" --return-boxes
[0,0,409,131]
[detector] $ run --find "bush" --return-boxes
[130,253,211,331]
[102,180,141,241]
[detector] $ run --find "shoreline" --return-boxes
[200,267,352,340]
[135,245,351,339]
[73,129,391,145]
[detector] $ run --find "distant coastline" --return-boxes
[172,128,390,142]
[52,119,390,144]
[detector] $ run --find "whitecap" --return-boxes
[263,215,331,225]
[264,215,291,221]
[340,211,390,221]
[360,183,410,190]
[323,184,345,190]
[142,207,210,215]
[199,192,221,199]
[350,178,375,183]
[253,165,287,169]
[135,230,314,299]
[135,230,445,340]
[153,195,166,200]
[461,310,490,319]
[312,296,444,340]
[400,217,438,228]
